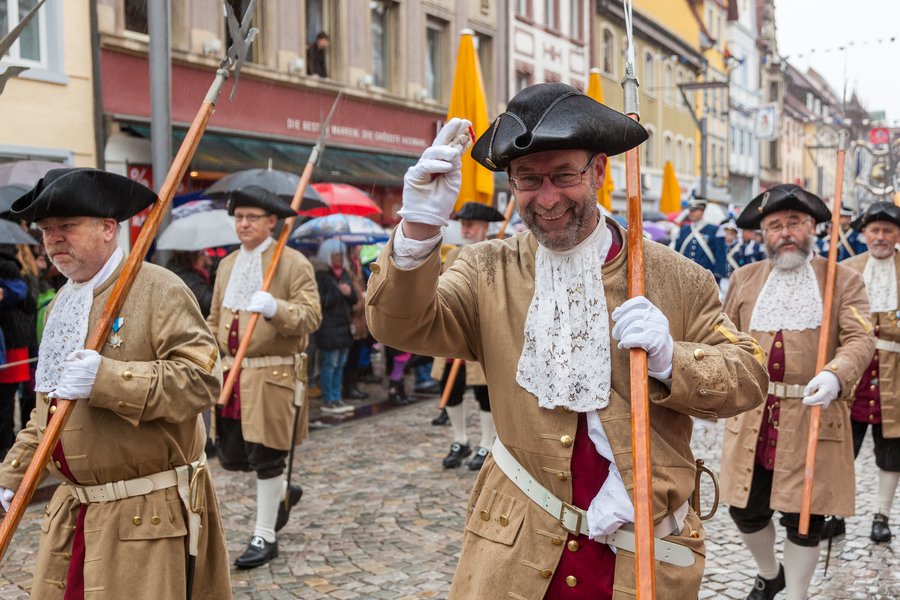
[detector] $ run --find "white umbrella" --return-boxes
[156,209,238,251]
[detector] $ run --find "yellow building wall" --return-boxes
[0,1,96,167]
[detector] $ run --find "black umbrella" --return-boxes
[0,183,29,214]
[0,219,39,245]
[204,168,327,212]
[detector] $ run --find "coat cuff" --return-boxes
[89,357,149,426]
[655,342,730,419]
[366,239,443,319]
[268,299,304,335]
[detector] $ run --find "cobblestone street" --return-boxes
[1,396,898,599]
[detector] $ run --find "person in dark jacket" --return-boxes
[168,250,214,317]
[0,244,36,456]
[314,239,357,414]
[306,31,329,78]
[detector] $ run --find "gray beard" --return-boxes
[770,249,809,270]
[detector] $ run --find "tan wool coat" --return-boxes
[207,243,321,450]
[0,262,231,600]
[720,256,875,516]
[844,251,900,438]
[366,219,768,600]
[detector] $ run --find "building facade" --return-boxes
[0,0,98,168]
[726,0,760,204]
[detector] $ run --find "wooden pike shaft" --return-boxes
[625,136,656,598]
[438,199,516,410]
[218,158,315,406]
[799,145,846,535]
[0,70,229,560]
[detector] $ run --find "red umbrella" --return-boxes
[299,183,382,217]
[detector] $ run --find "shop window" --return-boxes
[123,0,148,35]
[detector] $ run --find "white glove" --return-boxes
[611,296,675,379]
[49,349,101,400]
[802,370,841,410]
[247,291,277,319]
[397,117,471,227]
[1,487,13,512]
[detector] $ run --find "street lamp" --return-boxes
[678,80,728,198]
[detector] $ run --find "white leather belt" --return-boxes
[66,453,207,556]
[767,382,805,399]
[490,439,695,568]
[876,339,900,354]
[223,354,294,370]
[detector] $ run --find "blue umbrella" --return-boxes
[290,213,389,245]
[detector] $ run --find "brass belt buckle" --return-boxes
[558,501,585,535]
[189,463,207,514]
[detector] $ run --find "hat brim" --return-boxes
[736,187,830,230]
[225,187,297,219]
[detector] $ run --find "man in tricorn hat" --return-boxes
[720,184,875,600]
[675,197,727,283]
[0,168,232,598]
[430,201,503,470]
[207,188,321,568]
[840,202,900,543]
[366,82,768,599]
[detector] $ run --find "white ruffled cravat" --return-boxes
[223,237,274,311]
[35,247,124,394]
[516,220,613,412]
[864,255,898,313]
[749,254,823,333]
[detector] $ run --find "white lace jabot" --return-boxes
[35,247,124,394]
[863,255,898,313]
[223,237,274,311]
[516,220,613,412]
[749,254,823,333]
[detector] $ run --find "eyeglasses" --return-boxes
[762,218,812,235]
[234,213,270,224]
[508,154,597,192]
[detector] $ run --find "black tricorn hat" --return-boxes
[471,83,648,172]
[851,202,900,231]
[11,168,158,223]
[454,201,504,222]
[736,184,830,230]
[225,187,297,219]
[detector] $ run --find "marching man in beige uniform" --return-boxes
[721,184,875,600]
[208,191,321,568]
[431,201,503,470]
[0,169,232,599]
[842,202,900,543]
[366,82,768,599]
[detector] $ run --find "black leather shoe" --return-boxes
[431,409,449,426]
[275,484,303,532]
[415,380,442,394]
[234,535,278,569]
[871,513,892,543]
[468,447,489,470]
[345,388,369,400]
[746,564,785,600]
[442,442,471,469]
[822,516,845,539]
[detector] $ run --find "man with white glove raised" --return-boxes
[366,83,768,600]
[0,168,232,598]
[721,184,875,600]
[207,188,322,568]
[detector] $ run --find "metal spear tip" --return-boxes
[222,0,259,101]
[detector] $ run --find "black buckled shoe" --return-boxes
[468,447,489,470]
[275,484,303,532]
[442,442,471,469]
[746,564,785,600]
[234,535,278,569]
[431,409,450,426]
[821,516,845,539]
[871,513,892,543]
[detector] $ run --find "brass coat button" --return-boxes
[49,405,57,414]
[693,348,705,360]
[551,537,563,546]
[151,516,161,525]
[566,575,577,587]
[560,435,574,448]
[122,370,133,381]
[11,459,20,468]
[54,460,62,469]
[479,510,490,521]
[772,363,780,370]
[689,530,700,539]
[369,263,381,275]
[567,540,580,552]
[498,515,509,527]
[117,401,126,408]
[133,516,142,526]
[230,331,237,337]
[541,569,552,579]
[774,341,783,349]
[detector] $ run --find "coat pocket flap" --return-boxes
[465,489,524,546]
[118,495,187,541]
[816,410,846,442]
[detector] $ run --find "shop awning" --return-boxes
[124,125,417,187]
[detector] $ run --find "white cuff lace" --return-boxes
[392,221,442,270]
